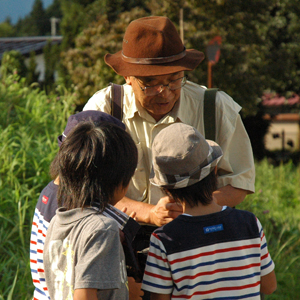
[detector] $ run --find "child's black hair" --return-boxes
[57,121,137,211]
[165,171,217,208]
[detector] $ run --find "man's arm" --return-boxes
[260,270,277,294]
[74,288,98,300]
[114,195,182,226]
[213,184,248,207]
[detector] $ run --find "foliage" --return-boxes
[0,50,27,79]
[2,0,300,114]
[26,51,40,85]
[56,0,300,114]
[61,8,147,105]
[0,74,76,299]
[14,0,49,36]
[0,72,299,298]
[59,0,148,50]
[0,18,16,37]
[239,159,300,299]
[13,0,62,37]
[43,41,61,92]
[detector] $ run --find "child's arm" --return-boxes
[150,293,171,300]
[260,269,277,295]
[74,288,98,300]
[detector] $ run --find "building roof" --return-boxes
[0,36,63,60]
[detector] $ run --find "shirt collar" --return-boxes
[126,87,183,124]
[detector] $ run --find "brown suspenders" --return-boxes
[204,88,218,141]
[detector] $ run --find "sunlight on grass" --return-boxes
[0,74,76,299]
[239,159,300,299]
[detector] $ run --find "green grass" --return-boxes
[0,74,75,299]
[0,74,299,298]
[239,159,300,299]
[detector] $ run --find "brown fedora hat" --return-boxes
[104,16,205,77]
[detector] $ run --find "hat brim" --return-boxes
[150,141,223,189]
[105,49,205,77]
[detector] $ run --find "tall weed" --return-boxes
[0,74,75,299]
[239,159,300,299]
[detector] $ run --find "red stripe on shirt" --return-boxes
[172,281,261,299]
[144,270,172,281]
[169,244,261,265]
[174,263,261,283]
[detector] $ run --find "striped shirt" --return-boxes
[142,207,274,299]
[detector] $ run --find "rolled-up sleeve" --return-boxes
[215,91,255,193]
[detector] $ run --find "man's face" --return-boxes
[125,71,184,122]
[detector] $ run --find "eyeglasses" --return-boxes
[135,76,187,96]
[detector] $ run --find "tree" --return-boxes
[26,51,40,84]
[59,0,300,115]
[60,0,148,50]
[43,41,60,91]
[15,0,49,36]
[0,51,27,79]
[0,18,16,37]
[61,8,147,105]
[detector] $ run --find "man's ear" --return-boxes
[124,76,132,85]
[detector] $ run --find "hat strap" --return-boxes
[122,47,186,65]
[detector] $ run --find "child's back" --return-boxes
[143,207,273,299]
[43,121,138,300]
[44,207,127,299]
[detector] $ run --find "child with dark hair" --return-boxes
[43,120,138,300]
[30,111,142,300]
[142,123,277,300]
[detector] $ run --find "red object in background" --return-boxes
[206,36,222,88]
[206,36,222,63]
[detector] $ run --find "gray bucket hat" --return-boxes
[150,123,223,189]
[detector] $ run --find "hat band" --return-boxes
[122,47,186,65]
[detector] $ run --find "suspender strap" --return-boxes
[110,83,123,121]
[204,88,218,141]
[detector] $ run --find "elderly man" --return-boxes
[83,16,255,227]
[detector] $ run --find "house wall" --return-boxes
[264,114,300,151]
[25,53,45,82]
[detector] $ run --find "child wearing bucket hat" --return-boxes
[30,111,143,300]
[141,123,276,299]
[83,16,255,229]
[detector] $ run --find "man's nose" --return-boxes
[159,86,172,97]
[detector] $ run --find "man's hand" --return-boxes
[128,277,144,300]
[149,196,182,226]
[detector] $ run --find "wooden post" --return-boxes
[208,61,212,88]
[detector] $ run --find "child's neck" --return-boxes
[183,197,223,216]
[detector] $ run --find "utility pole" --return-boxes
[179,8,184,43]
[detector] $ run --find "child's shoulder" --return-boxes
[74,208,120,234]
